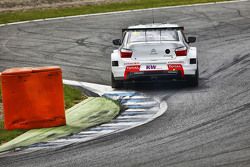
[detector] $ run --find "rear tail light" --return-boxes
[175,47,187,56]
[124,65,140,80]
[120,49,133,58]
[168,64,184,77]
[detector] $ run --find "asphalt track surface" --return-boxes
[0,1,250,166]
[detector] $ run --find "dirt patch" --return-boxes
[0,0,128,12]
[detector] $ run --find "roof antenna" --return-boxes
[152,9,155,24]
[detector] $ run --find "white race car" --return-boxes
[111,23,198,88]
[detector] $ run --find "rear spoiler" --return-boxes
[122,27,184,33]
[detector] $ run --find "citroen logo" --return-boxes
[150,49,157,55]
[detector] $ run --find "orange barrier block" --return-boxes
[1,66,66,130]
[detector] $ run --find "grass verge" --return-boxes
[64,84,87,109]
[0,97,120,153]
[0,0,231,24]
[0,85,86,145]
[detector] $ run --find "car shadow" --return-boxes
[121,78,209,92]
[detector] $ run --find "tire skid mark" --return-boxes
[207,53,250,79]
[144,102,249,147]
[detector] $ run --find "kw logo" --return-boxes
[146,65,156,70]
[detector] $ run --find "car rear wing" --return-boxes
[122,27,184,33]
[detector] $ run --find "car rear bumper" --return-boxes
[126,70,183,81]
[112,64,197,80]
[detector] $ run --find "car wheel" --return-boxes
[111,74,123,88]
[187,69,199,87]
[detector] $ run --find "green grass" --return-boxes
[0,84,86,145]
[0,120,26,145]
[0,0,231,24]
[64,84,87,109]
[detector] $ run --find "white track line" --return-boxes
[0,0,248,27]
[63,79,113,96]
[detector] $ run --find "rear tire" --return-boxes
[187,69,199,87]
[111,74,123,89]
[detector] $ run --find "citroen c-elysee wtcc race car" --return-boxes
[111,24,198,88]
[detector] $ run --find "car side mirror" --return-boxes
[187,37,196,43]
[113,39,122,46]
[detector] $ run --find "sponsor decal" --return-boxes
[167,64,184,77]
[124,65,140,80]
[164,54,174,58]
[143,64,164,71]
[146,65,157,70]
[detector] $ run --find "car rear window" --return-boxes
[128,30,179,43]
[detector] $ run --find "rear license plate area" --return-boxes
[140,64,166,71]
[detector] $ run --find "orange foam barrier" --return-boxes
[1,66,66,130]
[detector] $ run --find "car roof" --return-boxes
[123,23,184,32]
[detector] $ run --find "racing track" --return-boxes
[1,1,250,166]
